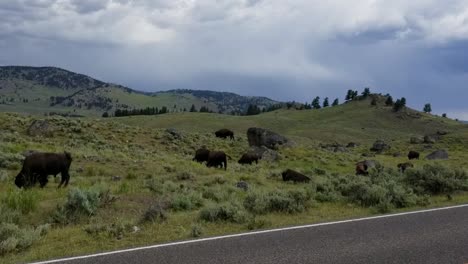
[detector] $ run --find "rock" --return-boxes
[346,142,358,148]
[333,146,348,153]
[410,137,424,144]
[370,140,390,153]
[111,176,122,181]
[426,150,449,160]
[132,226,140,234]
[251,146,281,162]
[247,128,288,150]
[27,120,54,137]
[437,130,449,136]
[362,160,378,169]
[235,181,249,191]
[393,152,403,157]
[423,145,433,149]
[361,153,376,158]
[423,135,437,144]
[166,128,182,139]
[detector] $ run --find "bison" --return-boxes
[215,129,234,140]
[15,152,72,189]
[408,151,420,160]
[282,169,311,183]
[193,147,210,163]
[207,151,230,170]
[238,152,260,165]
[355,162,369,175]
[398,162,414,173]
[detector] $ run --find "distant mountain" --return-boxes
[0,66,280,117]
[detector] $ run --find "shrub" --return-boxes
[3,189,38,214]
[85,220,134,240]
[190,224,203,238]
[176,172,194,181]
[199,203,247,223]
[244,189,312,215]
[0,206,20,224]
[170,192,204,211]
[405,164,468,195]
[141,202,168,223]
[0,223,49,255]
[0,170,9,182]
[0,152,23,170]
[53,187,113,224]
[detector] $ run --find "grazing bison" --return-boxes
[398,162,414,173]
[15,152,72,189]
[207,151,229,170]
[193,148,210,163]
[408,151,420,160]
[355,162,369,175]
[282,169,311,183]
[238,152,260,165]
[215,129,234,140]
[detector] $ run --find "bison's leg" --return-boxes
[224,158,227,170]
[38,174,48,188]
[59,171,70,188]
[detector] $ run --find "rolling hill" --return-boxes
[0,66,279,117]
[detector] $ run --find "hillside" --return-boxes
[0,66,279,117]
[0,95,468,263]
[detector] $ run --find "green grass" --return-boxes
[0,99,467,263]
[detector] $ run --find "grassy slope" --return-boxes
[0,99,467,263]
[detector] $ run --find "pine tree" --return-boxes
[312,96,321,109]
[323,97,329,108]
[393,97,406,112]
[385,96,394,106]
[371,97,377,106]
[190,104,197,112]
[362,87,371,98]
[332,98,339,106]
[423,103,432,113]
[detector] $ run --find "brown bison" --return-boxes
[207,151,230,170]
[398,162,414,173]
[408,151,420,160]
[215,129,234,140]
[282,169,311,183]
[193,147,210,163]
[355,162,369,175]
[238,152,260,165]
[15,152,72,189]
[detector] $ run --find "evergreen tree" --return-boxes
[246,104,261,115]
[393,97,406,112]
[362,87,371,98]
[332,98,339,106]
[323,97,329,108]
[190,104,197,112]
[423,103,432,113]
[312,96,321,109]
[442,113,447,118]
[371,97,377,106]
[385,96,394,106]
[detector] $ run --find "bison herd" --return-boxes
[11,127,433,189]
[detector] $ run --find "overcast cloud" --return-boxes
[1,0,468,118]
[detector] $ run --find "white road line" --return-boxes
[31,203,468,264]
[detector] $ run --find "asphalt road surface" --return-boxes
[35,205,468,264]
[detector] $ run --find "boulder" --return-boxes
[410,137,424,144]
[346,142,359,148]
[247,128,288,150]
[27,120,54,137]
[235,181,249,191]
[370,140,390,153]
[426,150,449,160]
[250,146,281,162]
[165,128,182,139]
[437,130,448,136]
[423,135,437,144]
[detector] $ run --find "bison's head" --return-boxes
[15,173,26,188]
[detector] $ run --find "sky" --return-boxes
[1,0,468,119]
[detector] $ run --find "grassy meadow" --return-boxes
[0,98,468,263]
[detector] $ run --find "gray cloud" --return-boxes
[1,0,468,118]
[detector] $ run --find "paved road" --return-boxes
[37,205,468,264]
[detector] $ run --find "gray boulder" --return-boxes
[423,135,437,144]
[426,150,449,160]
[166,128,182,139]
[250,146,281,162]
[235,181,249,191]
[370,140,390,153]
[247,128,288,150]
[410,137,424,144]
